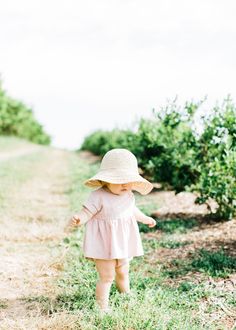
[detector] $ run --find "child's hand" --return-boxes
[65,215,80,232]
[146,217,156,228]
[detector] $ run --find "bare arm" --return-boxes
[134,206,156,227]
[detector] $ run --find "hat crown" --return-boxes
[100,149,138,173]
[84,148,153,194]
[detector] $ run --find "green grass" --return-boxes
[21,295,52,314]
[144,237,191,250]
[161,249,236,279]
[191,249,236,278]
[1,138,235,329]
[138,222,156,233]
[139,218,198,234]
[45,236,209,329]
[35,152,234,330]
[157,218,198,234]
[161,258,192,278]
[8,148,232,329]
[31,234,235,329]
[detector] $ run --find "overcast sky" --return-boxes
[0,0,236,149]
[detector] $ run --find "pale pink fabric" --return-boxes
[81,188,144,260]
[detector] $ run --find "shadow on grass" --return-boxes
[53,291,95,311]
[162,248,236,279]
[157,218,199,234]
[143,237,192,250]
[139,218,199,234]
[23,291,95,314]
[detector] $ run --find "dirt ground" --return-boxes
[149,189,236,259]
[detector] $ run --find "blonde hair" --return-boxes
[98,180,107,187]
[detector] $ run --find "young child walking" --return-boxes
[67,148,156,312]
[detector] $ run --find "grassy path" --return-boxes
[0,141,235,329]
[0,146,80,329]
[0,137,42,161]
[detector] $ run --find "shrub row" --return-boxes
[0,82,51,145]
[81,98,236,220]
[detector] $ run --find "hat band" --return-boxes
[98,169,140,176]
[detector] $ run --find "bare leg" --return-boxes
[115,261,130,293]
[94,259,116,310]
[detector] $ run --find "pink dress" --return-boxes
[81,188,144,260]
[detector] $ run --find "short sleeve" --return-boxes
[83,190,102,216]
[76,208,93,225]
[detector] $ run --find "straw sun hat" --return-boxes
[84,148,153,195]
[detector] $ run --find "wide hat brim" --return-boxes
[84,169,153,195]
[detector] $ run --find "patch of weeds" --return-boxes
[162,259,192,278]
[46,261,97,313]
[53,254,97,313]
[191,249,236,278]
[63,237,70,244]
[0,299,7,309]
[63,235,81,248]
[227,296,236,307]
[142,237,160,251]
[177,282,214,304]
[157,218,198,234]
[162,248,236,280]
[22,295,52,313]
[22,295,51,304]
[53,291,95,312]
[143,237,191,250]
[138,222,157,233]
[159,240,191,249]
[130,275,160,292]
[178,281,198,292]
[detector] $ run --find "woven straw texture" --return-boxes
[84,149,153,195]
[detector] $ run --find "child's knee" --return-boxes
[115,265,129,279]
[99,273,115,284]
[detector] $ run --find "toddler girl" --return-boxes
[68,148,156,312]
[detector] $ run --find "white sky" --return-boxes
[0,0,236,149]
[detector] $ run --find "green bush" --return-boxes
[134,101,200,191]
[192,98,236,219]
[81,129,137,156]
[0,82,51,145]
[79,98,236,219]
